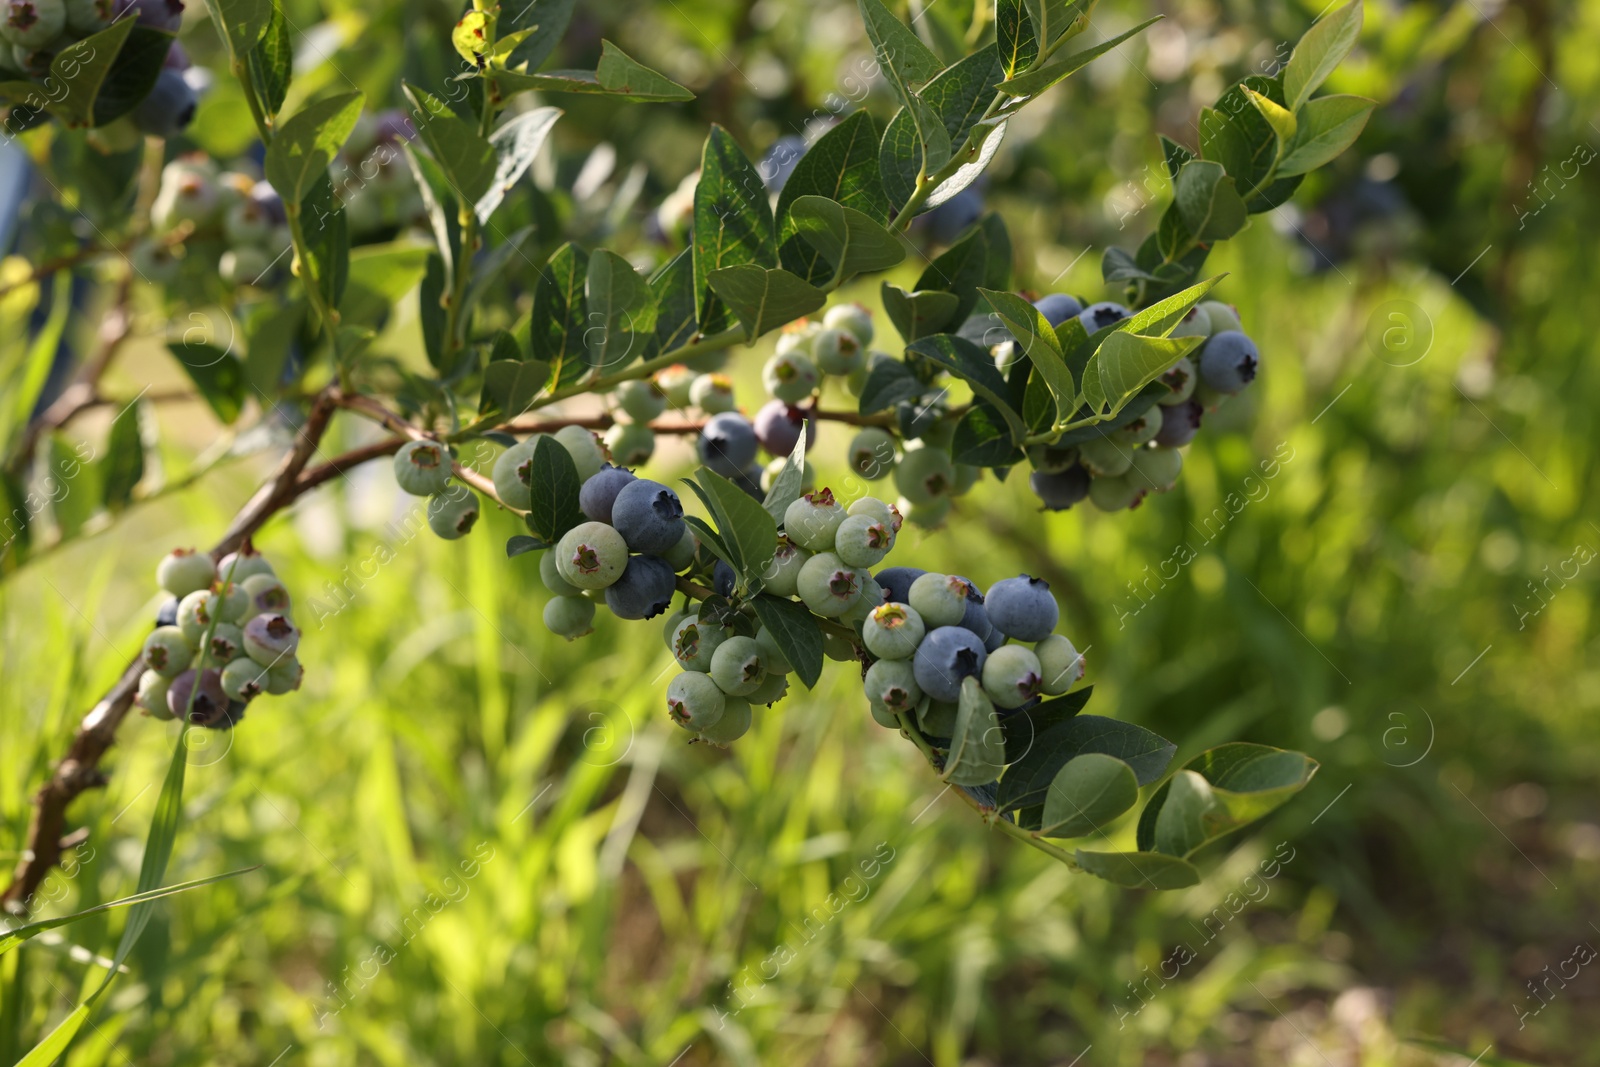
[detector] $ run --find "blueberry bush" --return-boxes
[0,0,1374,1058]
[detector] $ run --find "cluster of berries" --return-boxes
[133,155,289,288]
[392,439,482,539]
[137,544,303,729]
[329,110,422,237]
[990,293,1261,513]
[0,0,198,136]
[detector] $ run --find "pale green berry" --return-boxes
[865,658,921,717]
[394,440,453,496]
[554,425,607,483]
[869,700,900,729]
[491,435,546,511]
[847,496,903,533]
[760,456,815,494]
[1157,356,1198,405]
[667,670,725,731]
[982,644,1043,709]
[220,247,274,287]
[137,669,174,720]
[555,521,630,590]
[1110,406,1162,448]
[862,602,925,660]
[846,350,892,397]
[1127,446,1183,493]
[812,328,863,376]
[758,537,810,598]
[834,513,893,569]
[847,428,896,481]
[655,365,697,408]
[142,626,194,678]
[797,552,865,617]
[783,488,844,552]
[823,302,873,346]
[664,526,698,572]
[203,623,246,665]
[753,626,793,675]
[221,656,269,702]
[157,549,216,598]
[176,589,227,644]
[709,635,766,696]
[661,607,691,650]
[747,671,789,706]
[543,595,596,640]
[1198,300,1241,335]
[1088,473,1144,512]
[218,547,274,582]
[952,464,980,496]
[615,378,667,422]
[604,422,655,467]
[1035,635,1085,695]
[216,582,252,624]
[1027,443,1080,474]
[893,446,955,506]
[427,488,481,539]
[696,697,751,746]
[822,629,857,662]
[908,573,969,628]
[670,615,726,672]
[1170,304,1211,339]
[264,657,304,695]
[540,550,581,596]
[763,351,819,404]
[839,577,885,626]
[689,373,736,413]
[1077,436,1133,477]
[241,573,291,616]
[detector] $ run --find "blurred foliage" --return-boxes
[3,0,1598,1065]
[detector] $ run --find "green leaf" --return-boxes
[1120,274,1225,338]
[476,106,562,223]
[1081,332,1202,416]
[943,677,1007,786]
[98,399,145,510]
[915,224,990,323]
[1160,134,1196,180]
[707,265,826,341]
[1199,75,1298,209]
[1000,686,1094,765]
[749,595,824,689]
[32,18,134,128]
[996,0,1038,76]
[530,243,590,386]
[296,173,350,312]
[264,90,364,209]
[761,429,808,524]
[499,0,578,71]
[649,248,699,355]
[585,249,652,372]
[1282,0,1364,112]
[1244,86,1297,147]
[979,289,1073,416]
[524,436,585,537]
[693,125,777,330]
[787,195,905,285]
[857,353,926,415]
[167,342,246,423]
[0,868,258,956]
[15,1005,91,1067]
[1173,160,1248,242]
[1022,0,1086,48]
[774,112,891,281]
[197,0,276,59]
[594,39,695,101]
[996,15,1161,98]
[880,283,960,343]
[340,243,431,328]
[479,359,552,419]
[1139,743,1320,854]
[683,516,730,570]
[878,47,1007,212]
[243,4,291,119]
[402,83,498,208]
[856,0,944,91]
[1039,752,1139,838]
[996,714,1176,811]
[951,403,1025,466]
[689,468,780,590]
[1277,94,1374,177]
[1074,849,1200,889]
[906,334,1028,444]
[506,535,546,557]
[86,24,172,127]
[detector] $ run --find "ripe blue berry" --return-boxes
[762,351,820,404]
[690,373,736,414]
[747,671,789,707]
[671,614,726,672]
[983,625,1006,653]
[1128,446,1183,492]
[579,464,637,524]
[956,593,993,643]
[1198,331,1259,394]
[713,559,737,597]
[846,428,896,480]
[142,625,194,678]
[1153,398,1202,447]
[1033,292,1084,327]
[554,425,607,483]
[604,555,676,620]
[155,596,179,628]
[1035,634,1084,695]
[492,436,544,511]
[862,602,925,660]
[758,536,810,597]
[797,552,865,617]
[220,656,267,702]
[1158,356,1198,405]
[392,438,454,495]
[865,658,921,717]
[1030,464,1091,510]
[1077,301,1131,334]
[812,328,863,375]
[1088,473,1144,512]
[604,422,655,467]
[696,697,751,745]
[894,447,955,506]
[982,644,1043,709]
[157,548,216,598]
[115,0,183,30]
[555,521,630,590]
[167,668,230,726]
[243,613,300,667]
[611,479,686,554]
[912,626,988,704]
[1198,300,1241,334]
[873,566,926,605]
[132,68,199,138]
[427,488,480,539]
[783,489,845,552]
[709,635,767,696]
[698,412,758,477]
[667,671,726,731]
[752,400,813,457]
[985,575,1058,642]
[823,303,874,346]
[834,514,893,568]
[544,595,596,639]
[1077,436,1133,477]
[615,379,667,422]
[137,669,174,719]
[908,573,970,628]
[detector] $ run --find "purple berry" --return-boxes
[579,464,638,524]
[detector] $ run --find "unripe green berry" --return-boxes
[240,573,291,616]
[1110,406,1162,447]
[846,428,896,480]
[220,247,275,287]
[981,644,1043,709]
[1088,472,1144,512]
[918,700,958,737]
[893,446,955,506]
[1077,436,1133,478]
[176,589,224,644]
[753,626,793,675]
[3,0,65,51]
[834,513,893,568]
[157,548,216,598]
[1157,356,1198,405]
[667,670,725,731]
[265,657,304,695]
[664,526,698,572]
[543,595,596,640]
[747,671,789,706]
[137,669,174,719]
[797,552,865,617]
[1170,305,1211,339]
[839,576,885,626]
[696,697,751,746]
[203,623,246,665]
[670,615,726,672]
[555,522,630,590]
[758,536,810,598]
[217,546,274,582]
[427,488,480,539]
[862,602,925,660]
[823,302,873,346]
[709,635,767,696]
[908,573,970,628]
[394,440,453,496]
[898,494,951,529]
[847,496,903,533]
[1198,300,1242,335]
[783,488,844,552]
[142,625,194,678]
[540,550,581,596]
[221,656,268,702]
[655,364,696,408]
[822,629,857,662]
[1127,446,1183,493]
[689,373,736,413]
[661,607,691,650]
[604,422,655,467]
[554,425,607,483]
[812,327,863,376]
[615,379,667,422]
[216,581,252,624]
[763,351,820,404]
[865,658,921,717]
[492,435,546,511]
[1035,634,1085,695]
